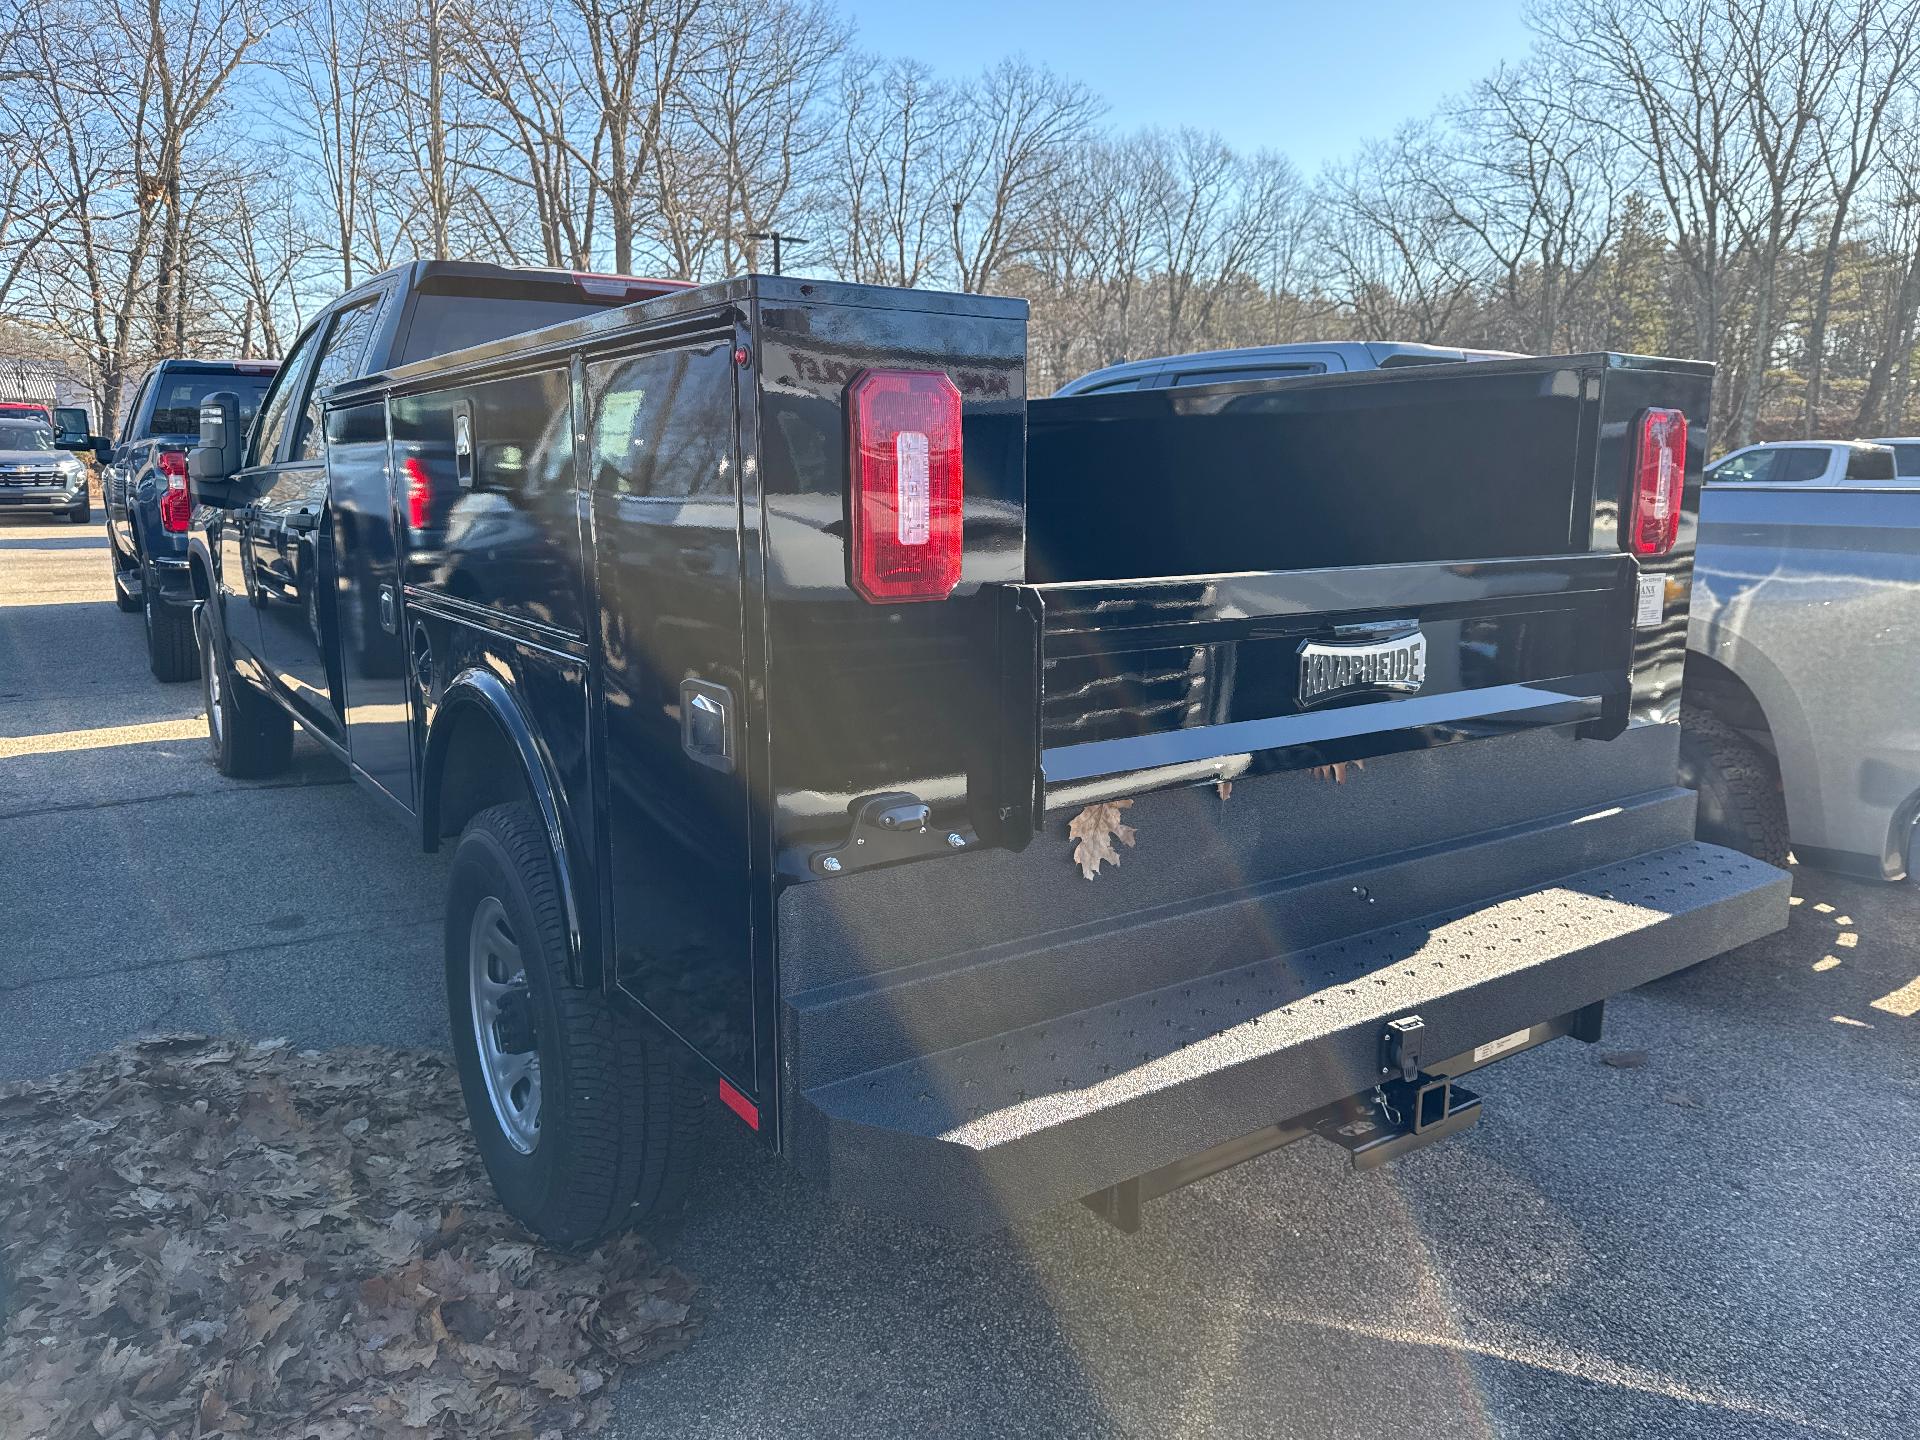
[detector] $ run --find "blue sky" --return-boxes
[837,0,1538,174]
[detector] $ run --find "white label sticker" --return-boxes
[1635,574,1664,628]
[1473,1027,1534,1064]
[895,431,930,545]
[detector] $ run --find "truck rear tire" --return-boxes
[198,606,293,777]
[446,802,703,1249]
[1679,703,1791,869]
[143,554,199,682]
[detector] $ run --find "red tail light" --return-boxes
[847,369,964,603]
[404,456,431,529]
[157,450,191,532]
[1628,408,1687,557]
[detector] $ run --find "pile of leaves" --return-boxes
[0,1037,696,1439]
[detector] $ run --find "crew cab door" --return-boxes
[214,326,324,672]
[246,294,386,742]
[583,339,758,1095]
[107,371,153,552]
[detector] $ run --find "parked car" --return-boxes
[1053,340,1522,395]
[0,417,91,523]
[1865,435,1920,477]
[107,264,687,684]
[0,399,55,428]
[1704,438,1898,486]
[1685,451,1920,880]
[103,359,281,679]
[185,279,1785,1246]
[0,400,99,454]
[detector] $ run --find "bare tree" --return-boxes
[675,0,844,274]
[1431,57,1621,353]
[830,55,955,287]
[945,60,1099,294]
[1317,127,1486,342]
[1802,0,1920,433]
[1539,0,1760,392]
[268,0,388,287]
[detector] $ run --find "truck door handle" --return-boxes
[379,584,396,634]
[680,679,735,774]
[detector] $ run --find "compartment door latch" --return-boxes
[1381,1014,1425,1084]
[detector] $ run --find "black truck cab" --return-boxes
[187,274,1787,1244]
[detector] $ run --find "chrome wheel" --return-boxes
[468,895,541,1153]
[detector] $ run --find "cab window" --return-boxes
[1171,363,1324,386]
[291,300,383,462]
[1708,447,1777,483]
[250,325,324,465]
[1773,448,1831,483]
[118,373,154,444]
[1844,447,1895,481]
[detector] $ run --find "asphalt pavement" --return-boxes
[3,518,1916,1440]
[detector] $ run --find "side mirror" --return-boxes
[188,391,245,504]
[54,408,91,446]
[90,437,113,464]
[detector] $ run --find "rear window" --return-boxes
[145,371,275,438]
[397,279,676,367]
[1845,447,1896,481]
[1171,364,1323,387]
[1773,448,1831,483]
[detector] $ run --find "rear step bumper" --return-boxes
[793,842,1787,1230]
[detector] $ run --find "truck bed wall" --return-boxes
[1025,364,1595,584]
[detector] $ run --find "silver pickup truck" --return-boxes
[1684,451,1920,881]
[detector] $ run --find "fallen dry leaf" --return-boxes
[1068,800,1137,880]
[0,1036,698,1439]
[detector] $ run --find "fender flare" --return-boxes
[421,668,591,986]
[185,531,217,603]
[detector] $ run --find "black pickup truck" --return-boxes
[104,359,280,678]
[186,276,1788,1244]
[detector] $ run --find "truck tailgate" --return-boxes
[976,553,1637,840]
[787,826,1784,1228]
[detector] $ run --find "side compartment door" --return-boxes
[585,340,757,1093]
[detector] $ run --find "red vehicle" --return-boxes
[0,400,55,427]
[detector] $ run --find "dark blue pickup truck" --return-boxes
[104,359,279,679]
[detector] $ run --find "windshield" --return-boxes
[0,422,56,451]
[145,372,275,438]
